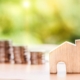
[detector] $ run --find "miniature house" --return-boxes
[49,40,80,74]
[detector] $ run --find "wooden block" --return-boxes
[49,40,80,74]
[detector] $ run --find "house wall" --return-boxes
[49,42,79,74]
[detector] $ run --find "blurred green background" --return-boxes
[0,0,80,45]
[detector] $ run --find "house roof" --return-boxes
[50,41,76,54]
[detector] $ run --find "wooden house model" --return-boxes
[50,40,80,74]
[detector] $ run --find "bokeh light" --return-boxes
[22,0,31,8]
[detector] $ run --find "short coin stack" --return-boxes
[13,46,27,64]
[0,40,12,63]
[30,51,45,65]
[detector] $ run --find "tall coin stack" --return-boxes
[30,51,45,65]
[13,46,27,64]
[0,40,12,63]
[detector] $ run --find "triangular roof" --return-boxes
[50,41,75,53]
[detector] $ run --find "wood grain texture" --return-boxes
[49,40,80,74]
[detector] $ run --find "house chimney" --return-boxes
[75,40,80,47]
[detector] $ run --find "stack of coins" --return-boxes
[30,51,45,65]
[13,46,28,64]
[0,40,12,63]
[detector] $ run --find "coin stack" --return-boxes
[0,40,12,63]
[13,46,28,64]
[30,51,45,65]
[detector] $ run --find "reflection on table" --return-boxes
[0,63,79,80]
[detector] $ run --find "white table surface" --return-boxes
[0,63,80,80]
